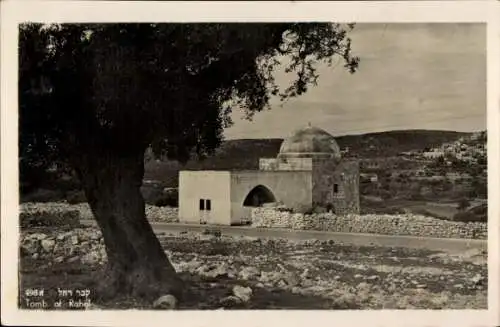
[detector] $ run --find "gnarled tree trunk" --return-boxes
[77,151,183,301]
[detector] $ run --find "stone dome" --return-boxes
[278,125,341,160]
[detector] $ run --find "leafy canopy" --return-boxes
[20,23,359,166]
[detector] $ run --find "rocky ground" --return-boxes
[19,226,487,310]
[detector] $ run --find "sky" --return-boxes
[224,23,486,140]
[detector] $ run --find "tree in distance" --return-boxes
[19,23,359,302]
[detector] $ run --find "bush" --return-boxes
[20,189,65,203]
[452,211,487,223]
[276,206,293,213]
[295,203,329,215]
[313,206,328,214]
[141,184,164,205]
[66,190,87,204]
[154,189,178,207]
[410,207,448,220]
[456,198,471,211]
[324,203,335,212]
[296,205,314,215]
[469,203,487,215]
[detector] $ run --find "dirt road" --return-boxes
[80,220,487,254]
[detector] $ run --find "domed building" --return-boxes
[278,125,342,160]
[179,125,360,225]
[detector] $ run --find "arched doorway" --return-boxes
[243,185,277,207]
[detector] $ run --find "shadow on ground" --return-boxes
[177,272,352,310]
[19,260,346,310]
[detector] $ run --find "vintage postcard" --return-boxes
[1,1,499,326]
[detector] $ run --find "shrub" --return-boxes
[470,203,487,215]
[20,189,65,203]
[154,189,178,207]
[141,184,164,205]
[452,211,487,223]
[66,190,87,204]
[410,207,448,220]
[456,198,471,211]
[325,203,335,212]
[296,205,314,215]
[276,206,293,213]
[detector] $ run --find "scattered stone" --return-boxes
[67,256,80,263]
[232,285,253,302]
[301,279,314,288]
[300,268,311,279]
[366,275,379,281]
[153,294,177,309]
[21,239,40,256]
[70,235,79,245]
[258,271,281,284]
[85,303,102,310]
[238,266,261,280]
[277,280,287,288]
[89,230,101,240]
[81,250,101,265]
[30,233,48,240]
[219,295,242,307]
[357,282,369,290]
[54,256,65,263]
[281,272,300,287]
[471,273,485,285]
[40,239,56,253]
[205,265,229,279]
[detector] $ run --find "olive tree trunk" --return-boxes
[77,151,183,300]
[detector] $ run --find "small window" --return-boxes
[199,199,205,210]
[333,184,339,193]
[206,199,211,211]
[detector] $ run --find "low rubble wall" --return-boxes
[251,207,487,240]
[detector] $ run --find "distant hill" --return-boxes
[144,129,472,187]
[335,129,470,158]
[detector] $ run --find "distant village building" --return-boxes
[178,125,360,225]
[422,150,444,159]
[360,173,378,183]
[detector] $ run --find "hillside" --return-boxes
[144,129,471,187]
[335,130,469,158]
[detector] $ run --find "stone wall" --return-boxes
[20,227,107,265]
[20,206,81,228]
[251,207,487,240]
[20,202,179,225]
[311,159,360,214]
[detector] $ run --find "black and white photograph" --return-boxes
[1,1,499,326]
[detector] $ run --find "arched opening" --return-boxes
[243,185,276,207]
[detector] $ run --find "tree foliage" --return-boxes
[20,23,359,166]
